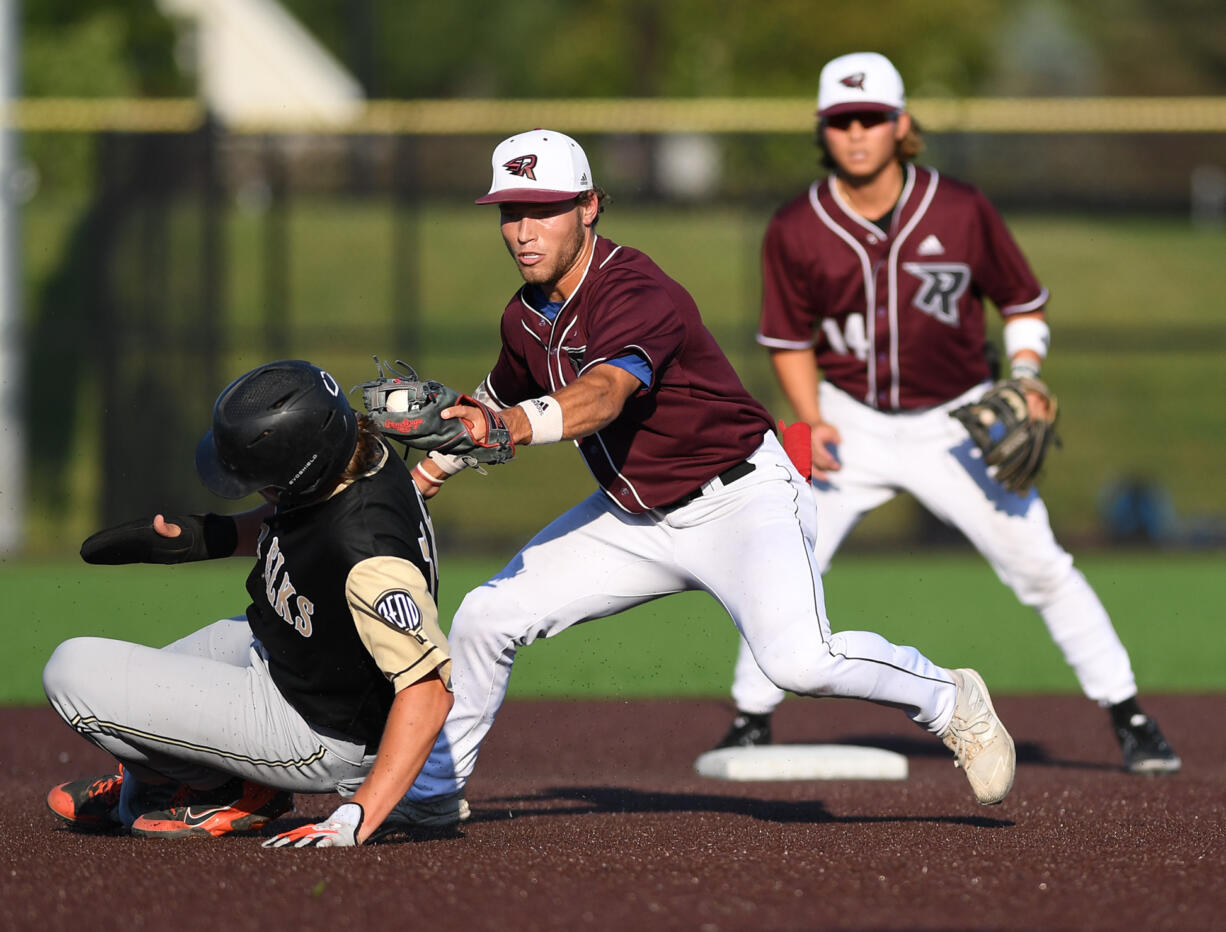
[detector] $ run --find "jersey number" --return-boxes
[821,313,870,361]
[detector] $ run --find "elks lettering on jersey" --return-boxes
[901,262,971,326]
[262,534,315,637]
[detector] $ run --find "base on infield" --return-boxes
[694,744,908,781]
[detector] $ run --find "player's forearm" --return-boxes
[1003,311,1050,379]
[349,674,453,843]
[770,348,824,423]
[504,363,641,443]
[231,503,275,557]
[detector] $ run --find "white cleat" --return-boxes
[940,668,1016,805]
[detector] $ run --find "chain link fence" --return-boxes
[16,101,1226,554]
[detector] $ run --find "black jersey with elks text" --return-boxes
[243,440,451,745]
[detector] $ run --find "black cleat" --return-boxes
[713,711,772,750]
[1114,712,1181,774]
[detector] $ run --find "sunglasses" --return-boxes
[821,111,898,131]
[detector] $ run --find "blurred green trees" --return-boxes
[21,0,1226,102]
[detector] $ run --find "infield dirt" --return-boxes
[4,695,1223,931]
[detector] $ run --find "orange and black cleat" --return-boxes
[47,768,125,830]
[130,779,293,839]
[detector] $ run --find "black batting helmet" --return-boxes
[195,360,358,503]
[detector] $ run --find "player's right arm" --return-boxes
[770,347,841,480]
[345,671,452,843]
[496,362,642,444]
[330,555,454,843]
[415,363,642,489]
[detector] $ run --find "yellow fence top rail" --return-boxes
[6,96,1226,135]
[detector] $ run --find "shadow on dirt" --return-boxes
[830,734,1120,771]
[480,785,1012,828]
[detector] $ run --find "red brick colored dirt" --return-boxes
[4,695,1223,931]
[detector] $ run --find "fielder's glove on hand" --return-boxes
[263,802,364,848]
[950,378,1060,494]
[355,357,514,465]
[80,513,238,564]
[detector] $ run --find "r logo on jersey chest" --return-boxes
[902,261,971,326]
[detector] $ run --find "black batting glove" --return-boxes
[80,513,239,565]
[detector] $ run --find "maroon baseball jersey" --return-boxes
[482,236,773,513]
[758,164,1048,410]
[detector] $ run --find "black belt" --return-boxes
[661,460,755,511]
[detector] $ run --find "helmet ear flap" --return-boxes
[196,360,358,502]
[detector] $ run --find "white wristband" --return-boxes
[413,461,446,486]
[427,451,470,477]
[516,396,565,445]
[1003,316,1050,361]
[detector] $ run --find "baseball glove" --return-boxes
[355,357,514,465]
[950,378,1060,494]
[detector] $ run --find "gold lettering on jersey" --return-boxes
[293,595,314,637]
[263,536,286,605]
[262,534,311,638]
[274,575,297,624]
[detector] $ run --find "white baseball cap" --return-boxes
[476,128,594,205]
[817,52,906,117]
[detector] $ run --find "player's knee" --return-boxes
[451,585,497,631]
[42,637,100,711]
[449,584,527,646]
[451,579,579,650]
[1006,554,1079,607]
[751,631,838,696]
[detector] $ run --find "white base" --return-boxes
[694,744,908,782]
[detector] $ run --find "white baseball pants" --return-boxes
[729,381,1137,716]
[43,617,376,821]
[407,431,958,802]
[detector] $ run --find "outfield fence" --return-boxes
[12,97,1226,554]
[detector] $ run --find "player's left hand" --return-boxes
[356,357,514,465]
[263,802,364,848]
[441,402,490,441]
[81,513,238,564]
[1022,383,1053,421]
[810,420,842,480]
[950,377,1060,494]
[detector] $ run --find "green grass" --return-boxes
[5,551,1222,706]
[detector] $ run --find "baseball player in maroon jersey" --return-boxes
[381,128,1018,827]
[43,361,454,846]
[712,52,1179,775]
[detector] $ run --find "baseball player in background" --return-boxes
[374,128,1018,827]
[712,52,1180,775]
[43,360,454,846]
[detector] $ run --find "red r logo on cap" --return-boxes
[840,72,866,90]
[503,155,537,180]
